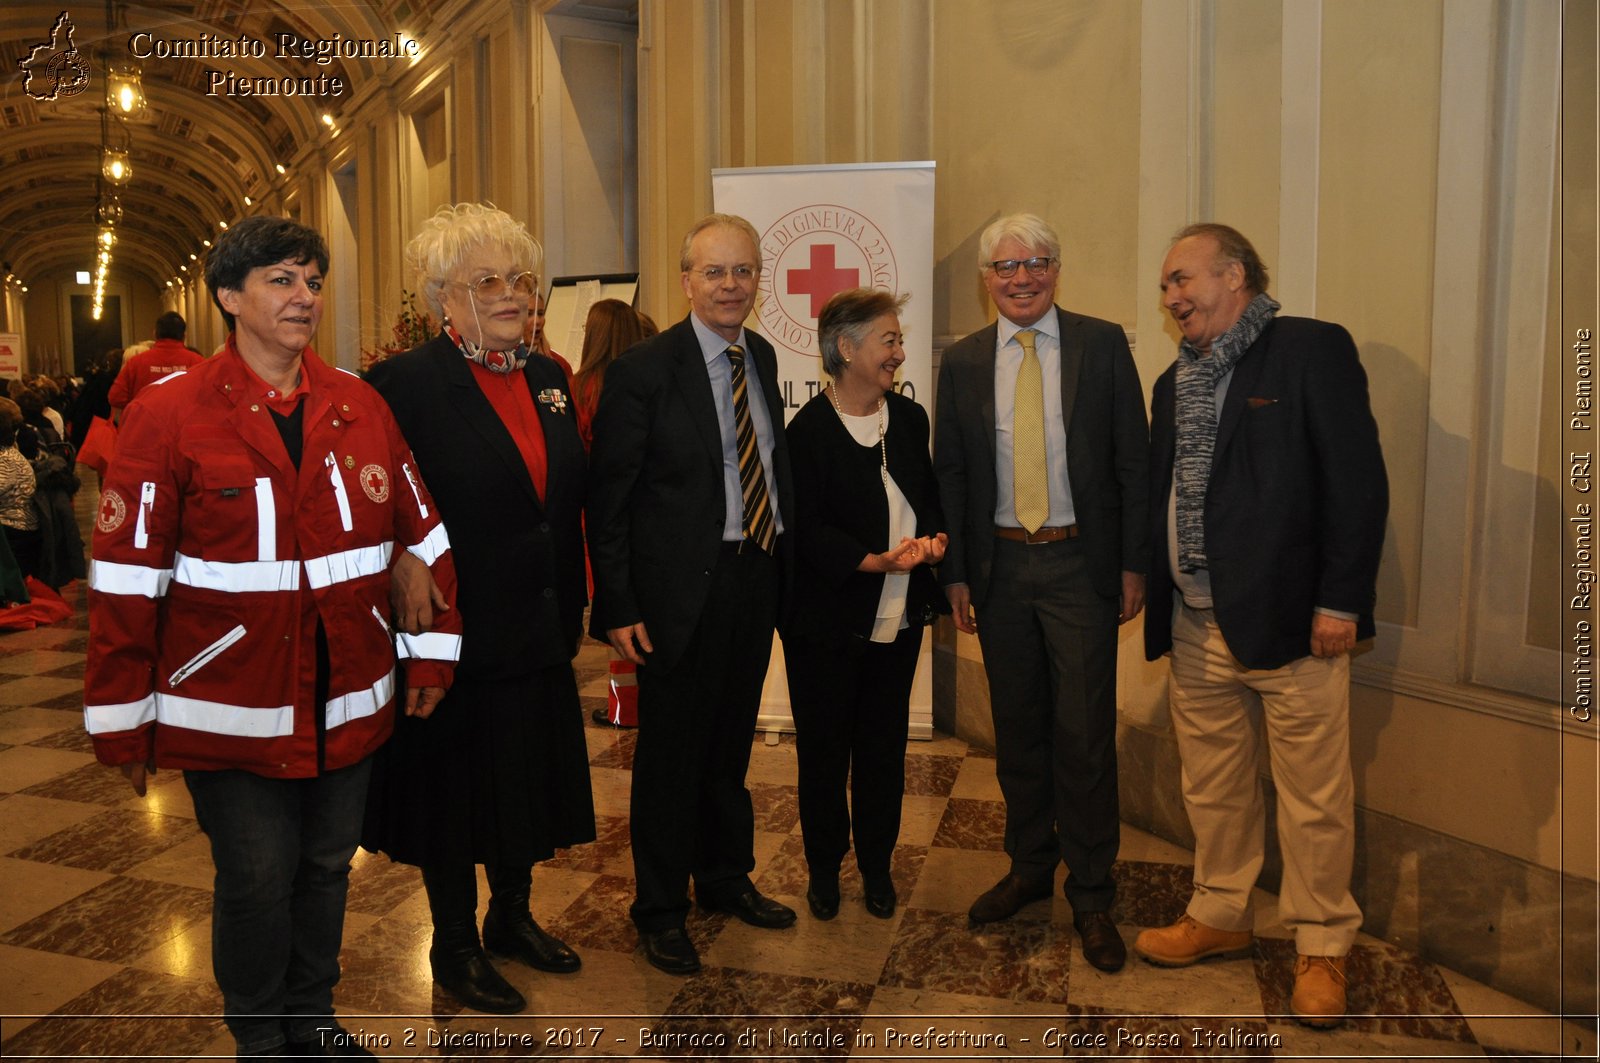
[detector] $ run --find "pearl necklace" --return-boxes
[829,381,888,485]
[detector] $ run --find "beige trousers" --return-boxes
[1168,602,1362,956]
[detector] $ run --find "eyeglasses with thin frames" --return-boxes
[687,265,758,283]
[452,271,538,301]
[987,257,1057,279]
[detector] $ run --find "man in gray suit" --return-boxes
[933,213,1148,972]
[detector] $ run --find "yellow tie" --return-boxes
[1012,328,1048,534]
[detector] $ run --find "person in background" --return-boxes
[363,202,594,1016]
[0,397,40,579]
[571,298,648,453]
[524,287,576,392]
[69,349,121,451]
[782,288,948,921]
[109,311,202,422]
[84,215,461,1059]
[570,298,650,729]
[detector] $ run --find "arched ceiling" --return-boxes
[0,1,447,291]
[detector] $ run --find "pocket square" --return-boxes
[1246,396,1278,409]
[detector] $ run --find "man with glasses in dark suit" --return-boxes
[588,213,797,975]
[933,212,1148,973]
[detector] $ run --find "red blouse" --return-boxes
[466,360,548,501]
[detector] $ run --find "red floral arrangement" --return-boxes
[361,289,435,372]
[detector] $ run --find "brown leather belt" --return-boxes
[994,524,1078,544]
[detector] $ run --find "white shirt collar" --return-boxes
[996,307,1060,350]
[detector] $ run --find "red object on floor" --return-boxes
[604,655,638,726]
[0,577,74,630]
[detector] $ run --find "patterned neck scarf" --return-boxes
[443,321,528,375]
[1173,292,1280,572]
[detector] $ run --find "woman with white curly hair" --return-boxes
[362,203,594,1014]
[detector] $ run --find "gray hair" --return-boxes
[407,203,542,318]
[679,213,762,273]
[978,212,1062,270]
[818,288,910,377]
[1172,222,1271,295]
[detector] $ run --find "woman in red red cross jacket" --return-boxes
[85,216,462,1058]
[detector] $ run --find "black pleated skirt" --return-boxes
[362,664,596,866]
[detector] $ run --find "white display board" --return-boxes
[544,273,640,368]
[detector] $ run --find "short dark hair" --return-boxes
[154,311,186,341]
[0,397,19,448]
[1173,222,1270,295]
[817,288,910,377]
[205,216,329,331]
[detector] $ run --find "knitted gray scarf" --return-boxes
[1173,292,1280,572]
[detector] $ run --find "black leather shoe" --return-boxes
[806,875,840,921]
[1073,910,1128,973]
[484,908,581,973]
[429,944,527,1014]
[968,872,1053,924]
[283,1024,377,1058]
[699,888,797,928]
[642,928,701,974]
[863,877,897,920]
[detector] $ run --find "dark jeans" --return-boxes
[185,758,372,1053]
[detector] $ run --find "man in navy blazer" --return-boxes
[933,213,1148,973]
[587,214,797,974]
[1134,223,1387,1029]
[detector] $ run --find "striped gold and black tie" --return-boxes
[726,344,776,553]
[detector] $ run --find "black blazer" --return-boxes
[366,334,587,678]
[586,317,795,673]
[783,390,948,641]
[1144,316,1388,671]
[933,305,1149,606]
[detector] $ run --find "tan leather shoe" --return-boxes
[1291,954,1348,1028]
[1132,914,1253,966]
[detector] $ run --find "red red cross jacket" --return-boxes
[85,344,461,778]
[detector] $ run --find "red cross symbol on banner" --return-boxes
[785,243,860,318]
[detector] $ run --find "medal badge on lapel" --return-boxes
[537,388,569,414]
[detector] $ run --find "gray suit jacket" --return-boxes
[933,305,1149,606]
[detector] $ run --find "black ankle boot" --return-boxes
[422,865,526,1014]
[483,863,581,973]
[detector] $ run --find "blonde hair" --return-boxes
[407,203,543,318]
[678,213,761,273]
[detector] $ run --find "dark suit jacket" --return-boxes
[586,316,795,673]
[366,334,588,679]
[1143,316,1388,671]
[782,390,949,642]
[933,305,1149,606]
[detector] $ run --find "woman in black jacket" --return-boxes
[362,203,594,1014]
[783,288,948,922]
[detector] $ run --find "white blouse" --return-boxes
[836,403,915,643]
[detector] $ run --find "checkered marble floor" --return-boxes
[0,486,1591,1060]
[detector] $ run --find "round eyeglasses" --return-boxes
[453,271,538,300]
[987,257,1057,279]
